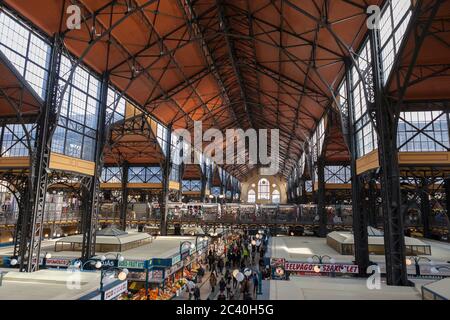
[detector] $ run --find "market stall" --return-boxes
[119,236,209,300]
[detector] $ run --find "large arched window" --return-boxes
[247,189,256,203]
[258,178,270,200]
[272,189,280,204]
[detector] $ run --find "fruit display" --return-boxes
[183,269,193,278]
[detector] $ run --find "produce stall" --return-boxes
[121,236,208,300]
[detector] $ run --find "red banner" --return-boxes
[284,262,359,274]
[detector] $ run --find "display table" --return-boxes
[327,228,431,255]
[0,270,101,300]
[422,278,450,300]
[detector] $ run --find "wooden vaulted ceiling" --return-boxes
[0,49,43,123]
[5,0,385,179]
[386,0,450,102]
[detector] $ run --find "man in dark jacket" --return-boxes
[219,277,227,292]
[193,285,201,300]
[217,258,225,274]
[208,253,215,272]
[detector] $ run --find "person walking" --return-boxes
[193,284,201,300]
[208,253,216,273]
[241,278,252,300]
[197,265,205,283]
[207,252,215,271]
[240,258,246,270]
[217,291,227,300]
[226,275,232,299]
[219,277,226,296]
[217,257,224,275]
[186,279,196,300]
[252,272,259,297]
[236,250,241,268]
[209,272,217,293]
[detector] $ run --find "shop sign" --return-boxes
[44,257,73,267]
[171,255,180,265]
[153,258,171,267]
[148,270,163,282]
[181,250,190,261]
[284,262,359,274]
[167,261,183,276]
[127,272,147,281]
[118,260,146,270]
[101,259,117,268]
[104,281,128,300]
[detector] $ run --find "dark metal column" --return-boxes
[177,162,184,202]
[200,162,207,203]
[420,178,431,239]
[367,177,378,228]
[344,60,370,276]
[445,178,450,242]
[17,35,62,272]
[12,176,30,259]
[80,72,109,261]
[300,179,307,204]
[160,125,172,236]
[317,157,327,237]
[120,161,129,231]
[370,31,408,286]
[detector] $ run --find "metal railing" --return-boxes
[0,203,448,231]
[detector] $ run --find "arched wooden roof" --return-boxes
[4,0,385,178]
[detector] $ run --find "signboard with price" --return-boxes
[148,270,164,282]
[104,281,128,300]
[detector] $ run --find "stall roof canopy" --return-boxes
[5,0,386,178]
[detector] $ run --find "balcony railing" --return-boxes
[0,204,448,231]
